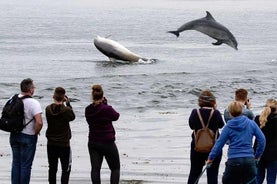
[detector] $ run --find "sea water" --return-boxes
[0,0,276,183]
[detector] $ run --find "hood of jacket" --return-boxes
[226,115,249,131]
[48,104,68,116]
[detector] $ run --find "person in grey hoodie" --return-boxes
[207,101,266,184]
[45,87,75,184]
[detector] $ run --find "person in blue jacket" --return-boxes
[207,101,266,184]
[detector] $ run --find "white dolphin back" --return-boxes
[94,36,141,62]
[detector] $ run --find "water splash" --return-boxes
[138,58,159,64]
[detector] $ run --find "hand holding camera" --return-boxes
[245,99,251,109]
[64,95,71,107]
[102,97,108,104]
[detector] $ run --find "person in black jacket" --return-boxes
[45,87,75,184]
[187,90,225,184]
[254,98,277,184]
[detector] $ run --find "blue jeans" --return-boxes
[222,157,257,184]
[257,160,277,184]
[10,133,38,184]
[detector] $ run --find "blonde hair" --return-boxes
[228,101,243,117]
[259,98,277,128]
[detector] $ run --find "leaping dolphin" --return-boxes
[168,11,238,50]
[94,36,146,62]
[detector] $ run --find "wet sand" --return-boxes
[0,111,228,184]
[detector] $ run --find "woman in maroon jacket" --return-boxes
[85,84,120,184]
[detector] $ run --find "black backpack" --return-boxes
[0,94,32,133]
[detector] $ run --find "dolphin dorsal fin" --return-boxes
[205,11,216,21]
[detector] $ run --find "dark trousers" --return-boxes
[257,160,277,184]
[88,142,120,184]
[188,140,222,184]
[47,145,71,184]
[222,157,257,184]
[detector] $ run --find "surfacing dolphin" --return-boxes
[167,11,238,50]
[94,36,147,62]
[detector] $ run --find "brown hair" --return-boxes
[228,101,243,117]
[235,88,248,101]
[54,87,66,102]
[92,84,104,104]
[198,90,216,107]
[259,98,277,128]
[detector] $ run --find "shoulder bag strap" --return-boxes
[20,95,33,128]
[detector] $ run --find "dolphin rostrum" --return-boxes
[94,36,146,62]
[168,11,238,50]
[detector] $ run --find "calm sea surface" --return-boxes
[0,0,276,183]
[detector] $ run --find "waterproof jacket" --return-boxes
[85,102,120,144]
[45,103,75,147]
[209,115,266,161]
[255,113,277,162]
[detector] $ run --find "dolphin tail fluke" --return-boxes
[167,31,180,38]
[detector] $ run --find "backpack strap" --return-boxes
[18,94,33,128]
[196,108,219,139]
[23,118,33,128]
[197,108,214,128]
[19,95,32,100]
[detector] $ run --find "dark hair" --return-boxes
[20,78,34,92]
[54,87,66,102]
[198,90,216,107]
[235,88,248,101]
[92,84,103,101]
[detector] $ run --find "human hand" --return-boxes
[102,97,108,104]
[206,159,213,164]
[255,158,260,166]
[245,99,252,109]
[64,95,69,102]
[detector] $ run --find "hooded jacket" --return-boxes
[209,115,265,160]
[45,103,75,147]
[85,102,120,144]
